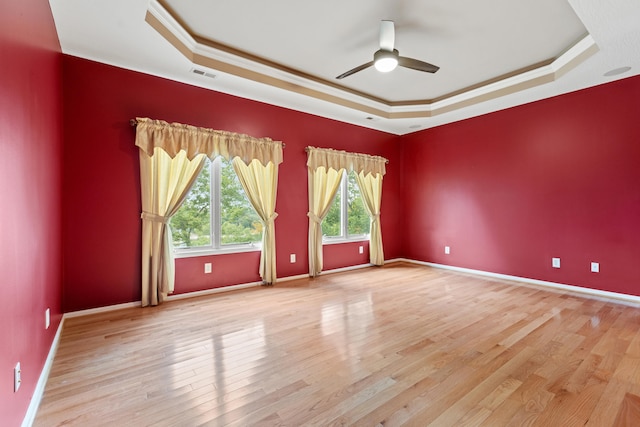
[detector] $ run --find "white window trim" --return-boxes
[174,243,261,258]
[174,157,262,258]
[323,235,369,245]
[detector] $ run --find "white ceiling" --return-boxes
[49,0,640,135]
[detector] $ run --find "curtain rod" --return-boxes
[305,146,389,164]
[130,119,285,148]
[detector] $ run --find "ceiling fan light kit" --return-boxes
[337,20,440,79]
[374,49,399,72]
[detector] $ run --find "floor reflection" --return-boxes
[320,292,375,371]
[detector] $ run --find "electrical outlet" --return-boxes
[359,246,363,254]
[290,254,296,263]
[45,308,50,329]
[14,362,21,392]
[204,263,212,274]
[552,258,561,268]
[444,246,450,254]
[591,262,599,273]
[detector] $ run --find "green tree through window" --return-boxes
[324,171,369,240]
[219,159,262,245]
[171,157,261,250]
[347,172,369,235]
[171,162,211,248]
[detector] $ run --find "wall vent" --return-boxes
[190,68,216,79]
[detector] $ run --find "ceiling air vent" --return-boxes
[190,68,216,79]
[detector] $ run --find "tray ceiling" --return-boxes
[49,0,640,134]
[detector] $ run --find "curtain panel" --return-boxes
[307,167,345,277]
[232,157,279,284]
[139,149,207,306]
[135,118,283,306]
[306,147,387,277]
[355,171,384,265]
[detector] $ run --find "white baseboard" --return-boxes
[64,301,142,318]
[62,258,640,317]
[317,262,375,275]
[279,262,375,282]
[22,318,65,427]
[278,273,309,282]
[63,263,376,317]
[396,258,640,307]
[166,281,263,301]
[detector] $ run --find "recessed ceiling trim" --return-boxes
[146,3,388,105]
[146,4,392,118]
[144,9,195,62]
[146,0,597,121]
[378,35,598,119]
[191,52,391,118]
[553,34,600,79]
[425,37,599,116]
[392,58,557,107]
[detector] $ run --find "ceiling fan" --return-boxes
[336,20,440,79]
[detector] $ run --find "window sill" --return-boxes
[322,236,369,245]
[174,244,261,259]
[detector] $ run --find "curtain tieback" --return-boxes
[262,212,278,226]
[372,213,381,221]
[141,211,169,224]
[307,212,322,224]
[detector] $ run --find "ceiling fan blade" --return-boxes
[398,56,440,73]
[379,20,395,51]
[336,61,374,79]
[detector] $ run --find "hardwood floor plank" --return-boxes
[613,393,640,427]
[426,347,537,426]
[472,374,551,426]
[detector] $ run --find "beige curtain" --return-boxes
[139,148,207,306]
[355,171,384,265]
[135,118,283,306]
[307,166,344,277]
[306,146,387,277]
[232,157,279,284]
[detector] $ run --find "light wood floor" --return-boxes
[34,263,640,426]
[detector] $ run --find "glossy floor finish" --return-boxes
[34,263,640,426]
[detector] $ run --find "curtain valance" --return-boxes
[135,117,283,166]
[306,146,387,177]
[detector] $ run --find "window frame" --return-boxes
[322,171,369,245]
[173,157,261,259]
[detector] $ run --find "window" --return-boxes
[323,171,369,242]
[171,157,261,255]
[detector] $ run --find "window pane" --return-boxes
[170,158,211,248]
[323,184,342,237]
[347,172,370,235]
[219,158,262,245]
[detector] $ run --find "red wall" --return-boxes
[402,76,640,295]
[0,0,63,425]
[62,56,402,311]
